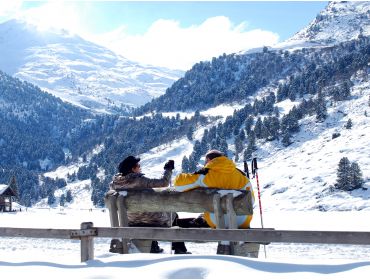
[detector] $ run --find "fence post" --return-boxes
[80,222,94,262]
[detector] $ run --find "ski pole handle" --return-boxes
[251,157,258,178]
[243,161,250,179]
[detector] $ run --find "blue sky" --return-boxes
[0,1,328,69]
[19,1,327,40]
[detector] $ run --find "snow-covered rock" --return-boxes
[276,2,370,50]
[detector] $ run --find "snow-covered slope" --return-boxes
[276,1,370,49]
[0,19,183,114]
[42,73,370,212]
[259,79,370,211]
[134,78,370,212]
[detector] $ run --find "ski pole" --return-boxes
[251,157,267,258]
[169,164,173,255]
[243,160,250,179]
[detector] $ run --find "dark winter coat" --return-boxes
[109,170,173,227]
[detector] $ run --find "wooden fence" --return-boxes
[1,189,370,262]
[1,223,370,262]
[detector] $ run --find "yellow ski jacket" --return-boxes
[174,156,255,228]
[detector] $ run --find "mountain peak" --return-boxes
[0,19,183,114]
[282,1,370,47]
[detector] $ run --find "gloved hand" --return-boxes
[164,160,175,171]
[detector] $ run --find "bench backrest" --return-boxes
[106,188,253,213]
[105,188,253,226]
[104,188,255,255]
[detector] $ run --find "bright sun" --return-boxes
[21,2,82,34]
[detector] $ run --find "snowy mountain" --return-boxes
[0,19,183,114]
[277,1,370,48]
[2,2,369,212]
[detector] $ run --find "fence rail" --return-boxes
[1,223,370,262]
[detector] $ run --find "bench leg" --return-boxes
[234,242,260,258]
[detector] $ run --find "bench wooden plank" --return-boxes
[104,194,119,227]
[116,195,130,253]
[213,194,225,229]
[111,188,253,215]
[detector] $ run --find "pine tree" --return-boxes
[350,162,364,190]
[244,131,257,161]
[345,119,352,129]
[269,116,280,141]
[239,129,246,141]
[281,130,292,147]
[60,194,66,207]
[219,138,228,157]
[181,156,190,172]
[254,117,263,139]
[245,116,254,135]
[234,134,244,159]
[66,190,73,203]
[315,92,327,122]
[47,192,56,206]
[186,125,194,141]
[188,155,198,173]
[336,157,352,191]
[192,140,202,162]
[8,175,18,198]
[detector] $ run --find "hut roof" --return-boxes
[0,184,16,196]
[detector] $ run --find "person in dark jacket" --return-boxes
[110,155,190,254]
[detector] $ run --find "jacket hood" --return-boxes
[205,156,236,174]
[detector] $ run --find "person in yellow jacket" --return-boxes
[174,149,255,229]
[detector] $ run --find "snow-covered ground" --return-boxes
[1,209,370,279]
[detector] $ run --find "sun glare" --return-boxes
[21,2,82,34]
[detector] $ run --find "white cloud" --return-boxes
[94,16,279,70]
[4,2,279,71]
[0,0,22,17]
[17,1,85,34]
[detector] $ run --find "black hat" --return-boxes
[205,149,223,161]
[118,156,140,175]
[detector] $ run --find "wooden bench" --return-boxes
[104,188,261,257]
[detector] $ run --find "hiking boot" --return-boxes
[109,239,123,254]
[150,241,164,253]
[174,249,192,254]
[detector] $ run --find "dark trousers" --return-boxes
[171,214,209,251]
[131,214,209,252]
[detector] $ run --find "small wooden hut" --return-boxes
[0,184,17,212]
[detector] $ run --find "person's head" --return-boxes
[205,149,224,165]
[118,156,141,175]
